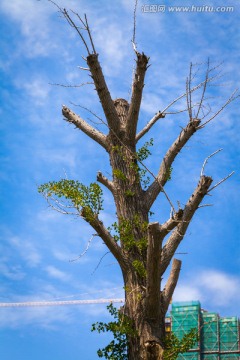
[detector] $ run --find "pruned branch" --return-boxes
[160,175,213,275]
[82,210,127,271]
[87,54,120,133]
[97,172,115,194]
[126,52,149,140]
[162,258,181,313]
[145,118,201,210]
[136,111,165,142]
[145,222,162,317]
[62,105,109,151]
[160,209,184,237]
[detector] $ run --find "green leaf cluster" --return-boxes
[108,215,148,252]
[136,138,153,189]
[38,180,103,216]
[165,166,173,182]
[163,328,199,360]
[113,169,127,181]
[136,138,153,161]
[91,303,136,360]
[132,259,146,278]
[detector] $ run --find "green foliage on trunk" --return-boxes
[163,328,199,360]
[91,304,136,360]
[108,215,148,252]
[92,304,199,360]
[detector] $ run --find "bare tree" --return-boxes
[39,3,237,359]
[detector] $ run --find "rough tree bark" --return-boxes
[44,5,236,360]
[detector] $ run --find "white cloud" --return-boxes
[38,148,77,170]
[0,0,52,57]
[174,284,202,302]
[19,78,51,102]
[199,270,240,306]
[0,263,25,281]
[45,265,72,282]
[173,269,240,310]
[9,236,42,268]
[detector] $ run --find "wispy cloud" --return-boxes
[0,263,25,281]
[45,265,72,282]
[173,269,240,313]
[8,236,42,268]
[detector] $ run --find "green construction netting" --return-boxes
[177,352,200,360]
[201,313,219,352]
[219,318,239,352]
[172,302,200,350]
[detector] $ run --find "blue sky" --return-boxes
[0,0,239,359]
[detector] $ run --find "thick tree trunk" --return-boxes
[123,272,165,360]
[106,99,166,359]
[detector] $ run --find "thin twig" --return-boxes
[196,58,210,119]
[91,251,110,275]
[132,0,138,52]
[49,82,93,88]
[162,73,220,114]
[136,72,222,142]
[45,197,78,215]
[77,66,90,71]
[198,204,213,208]
[69,234,97,262]
[199,89,239,128]
[208,171,235,192]
[84,14,97,54]
[200,148,223,177]
[62,8,91,54]
[188,62,193,120]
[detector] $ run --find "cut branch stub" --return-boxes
[113,98,130,131]
[127,52,149,141]
[62,105,109,151]
[145,118,201,210]
[162,258,181,313]
[81,210,128,272]
[160,175,213,275]
[87,54,120,133]
[145,222,162,317]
